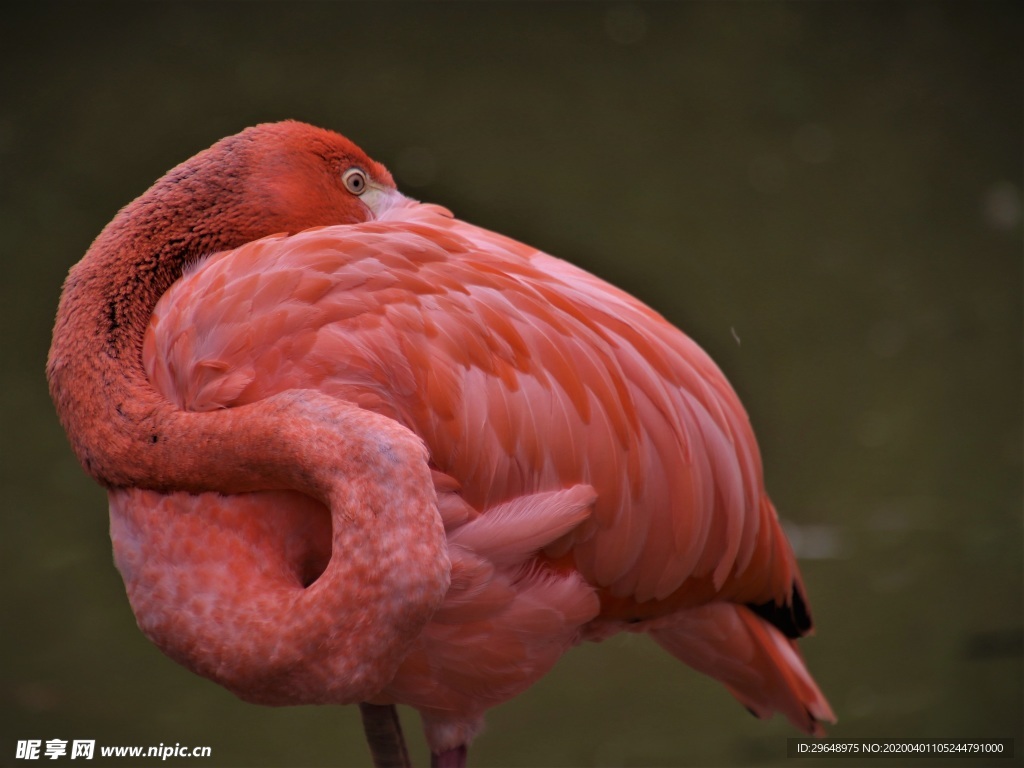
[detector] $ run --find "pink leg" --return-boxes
[431,744,468,768]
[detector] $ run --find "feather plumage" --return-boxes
[137,197,829,744]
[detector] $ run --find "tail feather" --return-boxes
[650,603,835,735]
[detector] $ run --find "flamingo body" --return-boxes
[48,121,833,763]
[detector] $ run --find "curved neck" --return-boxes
[50,125,451,707]
[111,479,450,705]
[47,150,286,491]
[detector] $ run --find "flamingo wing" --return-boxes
[147,200,804,618]
[143,199,823,734]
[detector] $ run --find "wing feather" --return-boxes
[146,201,802,619]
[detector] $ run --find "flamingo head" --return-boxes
[142,120,407,255]
[237,120,404,230]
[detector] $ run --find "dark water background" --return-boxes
[2,3,1020,766]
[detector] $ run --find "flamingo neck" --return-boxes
[47,140,287,492]
[49,123,451,709]
[112,470,450,704]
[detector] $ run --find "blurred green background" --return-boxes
[2,2,1020,767]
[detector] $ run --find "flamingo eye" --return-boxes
[342,168,368,195]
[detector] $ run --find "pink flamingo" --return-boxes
[47,121,834,767]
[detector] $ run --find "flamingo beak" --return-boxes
[361,182,410,221]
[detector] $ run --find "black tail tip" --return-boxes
[747,582,812,639]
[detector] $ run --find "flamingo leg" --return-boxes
[358,702,412,768]
[430,745,467,768]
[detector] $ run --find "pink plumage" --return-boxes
[48,121,833,766]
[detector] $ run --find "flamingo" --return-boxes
[47,121,834,767]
